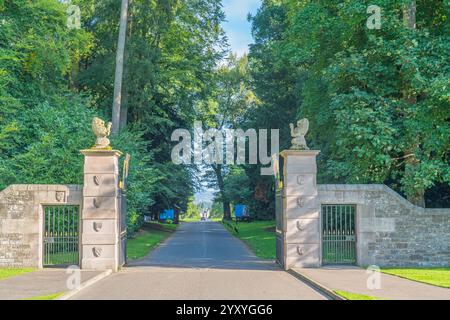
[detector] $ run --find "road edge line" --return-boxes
[287,269,345,300]
[57,269,113,300]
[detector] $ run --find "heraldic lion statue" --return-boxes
[92,117,112,149]
[289,118,310,150]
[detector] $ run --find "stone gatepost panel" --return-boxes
[278,150,321,269]
[80,149,123,271]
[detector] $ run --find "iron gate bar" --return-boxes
[43,205,79,266]
[322,204,356,265]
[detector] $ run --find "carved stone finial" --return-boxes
[92,117,112,149]
[289,118,310,150]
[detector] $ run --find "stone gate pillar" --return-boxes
[80,149,123,271]
[277,150,321,269]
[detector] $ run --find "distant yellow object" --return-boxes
[92,117,112,149]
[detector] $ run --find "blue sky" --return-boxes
[221,0,261,56]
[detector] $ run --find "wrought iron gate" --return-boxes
[322,204,356,264]
[43,206,79,266]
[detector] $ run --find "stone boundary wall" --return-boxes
[0,185,82,268]
[318,184,450,267]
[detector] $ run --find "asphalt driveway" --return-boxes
[128,220,275,270]
[71,221,326,300]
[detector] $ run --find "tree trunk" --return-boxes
[120,0,133,130]
[213,164,231,220]
[222,201,231,220]
[174,208,179,224]
[112,0,129,135]
[69,60,79,90]
[119,94,128,129]
[403,1,416,29]
[402,1,424,207]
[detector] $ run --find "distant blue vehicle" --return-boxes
[159,209,175,221]
[234,205,250,222]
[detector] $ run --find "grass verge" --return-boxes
[22,292,64,300]
[126,222,178,260]
[223,220,276,259]
[381,267,450,288]
[334,290,386,300]
[0,268,35,281]
[180,217,201,222]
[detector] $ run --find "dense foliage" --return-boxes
[218,0,449,215]
[0,0,94,188]
[196,54,257,219]
[0,0,226,232]
[75,0,226,220]
[0,0,448,234]
[182,197,201,220]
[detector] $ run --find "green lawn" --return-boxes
[44,251,78,267]
[126,222,178,260]
[381,267,450,288]
[180,217,201,222]
[0,268,35,281]
[21,292,64,300]
[335,290,387,300]
[223,220,276,259]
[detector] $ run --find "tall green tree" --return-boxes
[245,0,449,209]
[197,54,256,220]
[239,1,299,218]
[0,0,93,186]
[0,0,227,232]
[76,0,227,217]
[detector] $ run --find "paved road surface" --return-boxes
[295,267,450,300]
[128,220,275,270]
[0,269,101,300]
[71,222,326,300]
